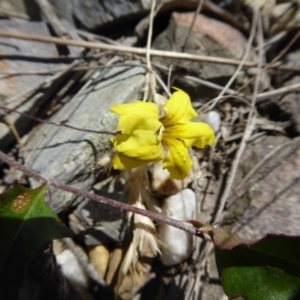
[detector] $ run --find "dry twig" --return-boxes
[214,8,264,225]
[0,150,201,237]
[0,30,299,72]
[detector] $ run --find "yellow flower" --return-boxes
[110,89,215,179]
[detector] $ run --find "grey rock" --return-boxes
[275,50,300,132]
[25,62,146,214]
[0,0,40,20]
[0,20,69,151]
[224,136,300,240]
[0,0,158,30]
[70,0,156,30]
[50,0,73,23]
[153,13,240,79]
[70,195,129,245]
[152,12,260,101]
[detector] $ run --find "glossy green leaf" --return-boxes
[0,184,71,299]
[215,234,300,300]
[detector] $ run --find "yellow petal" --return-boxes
[162,138,192,180]
[160,88,197,127]
[163,122,215,148]
[110,101,159,118]
[111,130,164,170]
[117,116,162,135]
[110,101,161,134]
[112,152,154,170]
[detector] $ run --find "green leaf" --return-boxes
[215,233,300,300]
[0,184,71,299]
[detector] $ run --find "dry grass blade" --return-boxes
[0,30,257,67]
[214,8,264,225]
[182,0,204,52]
[115,167,160,299]
[143,0,159,102]
[1,30,300,72]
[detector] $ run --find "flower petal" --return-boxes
[160,88,197,126]
[112,130,164,170]
[110,101,159,118]
[110,101,161,134]
[163,122,215,148]
[118,117,162,135]
[112,152,153,170]
[162,138,193,180]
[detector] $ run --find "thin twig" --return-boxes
[77,30,119,45]
[167,64,173,91]
[0,150,200,237]
[213,8,263,224]
[0,151,46,183]
[143,0,156,101]
[256,81,300,102]
[0,30,258,68]
[268,29,300,65]
[0,106,116,135]
[182,0,204,52]
[0,30,299,72]
[197,10,258,113]
[146,0,155,72]
[234,141,291,194]
[184,75,244,96]
[152,71,171,97]
[228,137,300,209]
[208,9,258,110]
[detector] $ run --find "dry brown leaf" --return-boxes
[88,244,110,280]
[105,244,124,287]
[113,167,160,299]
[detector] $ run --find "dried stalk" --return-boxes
[0,150,200,237]
[0,30,299,71]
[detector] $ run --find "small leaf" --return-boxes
[214,233,300,300]
[0,184,71,299]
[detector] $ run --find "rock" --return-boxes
[158,189,196,266]
[274,50,300,133]
[70,197,128,244]
[198,111,221,133]
[0,0,40,20]
[153,12,270,101]
[223,135,300,240]
[56,248,92,300]
[70,0,158,31]
[153,12,256,101]
[0,20,69,151]
[25,62,146,213]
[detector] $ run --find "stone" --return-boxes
[25,62,146,214]
[70,0,159,31]
[223,135,300,240]
[71,197,129,244]
[152,12,261,101]
[0,20,68,151]
[158,189,196,266]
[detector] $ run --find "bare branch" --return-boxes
[0,150,200,237]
